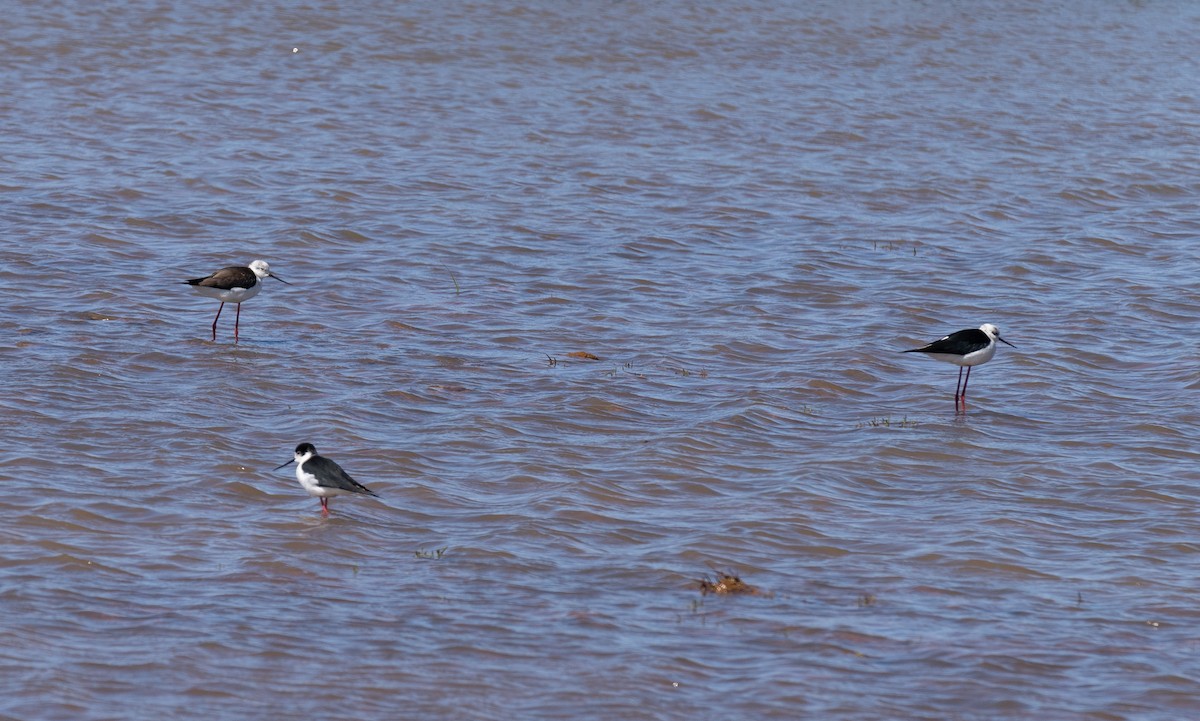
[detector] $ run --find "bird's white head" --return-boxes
[248,260,291,285]
[980,323,1016,348]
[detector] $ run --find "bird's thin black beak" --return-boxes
[999,337,1016,348]
[274,459,295,470]
[269,273,292,285]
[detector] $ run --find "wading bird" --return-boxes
[182,260,289,342]
[274,442,380,516]
[904,323,1015,408]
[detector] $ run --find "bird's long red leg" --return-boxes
[211,303,224,341]
[954,367,964,404]
[320,498,329,516]
[960,367,972,407]
[234,303,241,343]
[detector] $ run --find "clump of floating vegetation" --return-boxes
[856,416,918,429]
[695,567,769,597]
[414,547,448,560]
[547,351,602,367]
[869,240,919,255]
[547,354,713,382]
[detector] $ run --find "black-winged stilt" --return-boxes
[274,443,380,516]
[182,260,290,342]
[904,323,1015,408]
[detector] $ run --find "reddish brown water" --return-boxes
[3,2,1200,719]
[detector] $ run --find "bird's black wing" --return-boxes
[308,455,379,497]
[904,328,990,355]
[183,266,257,290]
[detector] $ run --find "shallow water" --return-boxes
[3,1,1200,719]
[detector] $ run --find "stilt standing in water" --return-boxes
[904,323,1016,409]
[275,443,380,516]
[182,260,290,342]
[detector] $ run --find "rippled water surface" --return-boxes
[4,1,1200,719]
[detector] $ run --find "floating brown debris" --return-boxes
[696,568,765,596]
[427,384,469,393]
[566,351,601,360]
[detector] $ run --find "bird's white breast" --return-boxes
[923,342,996,367]
[295,466,331,498]
[959,342,997,367]
[295,463,357,498]
[190,281,263,304]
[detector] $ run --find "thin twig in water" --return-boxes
[439,264,461,296]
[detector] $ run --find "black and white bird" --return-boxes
[182,260,290,342]
[903,323,1016,408]
[274,443,380,516]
